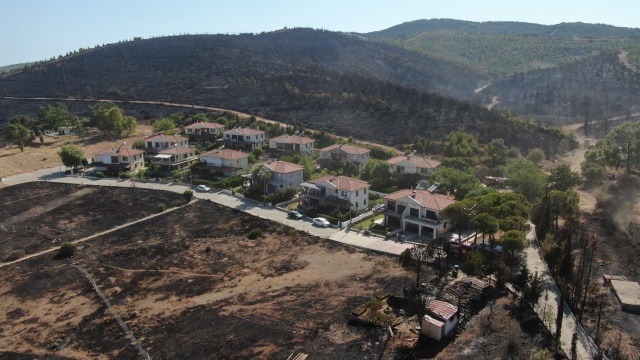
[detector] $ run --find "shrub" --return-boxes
[94,171,106,178]
[119,172,132,180]
[4,249,26,262]
[183,190,194,202]
[56,242,76,259]
[157,203,166,212]
[248,228,263,239]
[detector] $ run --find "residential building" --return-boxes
[194,148,249,178]
[268,134,315,156]
[316,144,370,169]
[387,154,441,177]
[421,300,459,340]
[255,160,304,194]
[223,127,266,152]
[152,146,198,172]
[183,121,224,143]
[144,134,190,158]
[90,146,145,173]
[375,188,455,238]
[299,175,370,213]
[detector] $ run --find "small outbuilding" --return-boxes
[421,300,458,340]
[610,279,640,314]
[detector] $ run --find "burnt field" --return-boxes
[0,183,409,359]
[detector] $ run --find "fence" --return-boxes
[70,264,150,360]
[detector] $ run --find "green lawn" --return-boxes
[353,214,384,230]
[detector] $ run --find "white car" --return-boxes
[312,217,331,228]
[196,184,210,192]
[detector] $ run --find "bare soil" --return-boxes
[0,183,411,359]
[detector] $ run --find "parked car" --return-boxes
[288,210,303,220]
[478,242,503,253]
[196,184,210,192]
[312,217,331,228]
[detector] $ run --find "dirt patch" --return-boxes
[0,183,411,359]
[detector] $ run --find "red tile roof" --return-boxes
[387,155,441,169]
[270,135,314,145]
[200,148,248,160]
[308,175,370,192]
[95,147,144,156]
[145,133,189,142]
[428,300,458,320]
[158,146,193,155]
[184,122,224,130]
[318,144,370,155]
[384,189,455,210]
[260,160,304,174]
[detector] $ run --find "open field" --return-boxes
[0,183,410,359]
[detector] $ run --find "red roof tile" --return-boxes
[184,122,224,130]
[158,146,193,155]
[260,160,304,173]
[223,127,265,136]
[200,148,248,160]
[95,147,144,156]
[428,300,457,320]
[318,144,370,155]
[145,133,189,142]
[384,189,455,210]
[308,175,370,192]
[387,155,441,169]
[270,135,314,145]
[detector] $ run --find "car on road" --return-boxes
[196,184,210,192]
[312,217,331,228]
[288,210,303,220]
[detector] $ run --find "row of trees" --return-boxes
[4,102,137,151]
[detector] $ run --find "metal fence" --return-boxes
[70,264,150,360]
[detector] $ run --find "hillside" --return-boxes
[364,19,640,77]
[0,28,576,153]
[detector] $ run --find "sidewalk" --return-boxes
[3,171,410,255]
[525,226,598,360]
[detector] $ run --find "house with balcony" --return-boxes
[193,148,249,178]
[183,121,224,143]
[421,300,459,341]
[375,188,455,238]
[316,144,370,170]
[90,146,145,174]
[268,134,315,157]
[223,127,266,152]
[143,134,190,158]
[254,160,304,194]
[152,146,198,172]
[387,154,441,177]
[299,175,370,213]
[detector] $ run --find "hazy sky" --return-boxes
[1,0,638,67]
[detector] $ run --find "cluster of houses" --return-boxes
[88,121,456,239]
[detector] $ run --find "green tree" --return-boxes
[37,102,69,129]
[549,165,582,191]
[512,263,531,298]
[520,271,544,310]
[504,159,547,201]
[252,164,272,197]
[439,157,473,173]
[499,216,528,232]
[445,131,479,158]
[526,148,546,164]
[485,138,508,166]
[132,140,146,149]
[360,159,392,190]
[56,242,76,259]
[183,190,194,202]
[430,166,482,199]
[501,230,526,264]
[471,213,499,243]
[152,117,177,133]
[462,251,484,276]
[5,121,33,151]
[58,144,85,170]
[90,103,137,136]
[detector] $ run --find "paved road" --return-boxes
[524,225,598,360]
[2,168,413,256]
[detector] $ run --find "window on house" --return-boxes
[355,202,358,208]
[335,189,338,194]
[123,156,128,161]
[420,168,429,174]
[356,190,359,196]
[364,199,367,205]
[364,188,367,194]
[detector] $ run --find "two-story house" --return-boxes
[91,146,145,174]
[376,188,455,238]
[223,127,266,152]
[299,175,370,213]
[144,134,190,158]
[152,146,198,172]
[255,160,304,194]
[421,300,459,341]
[268,134,315,157]
[316,144,370,169]
[195,148,249,178]
[183,121,224,144]
[387,154,441,177]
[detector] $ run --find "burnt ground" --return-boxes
[0,182,185,261]
[0,183,410,359]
